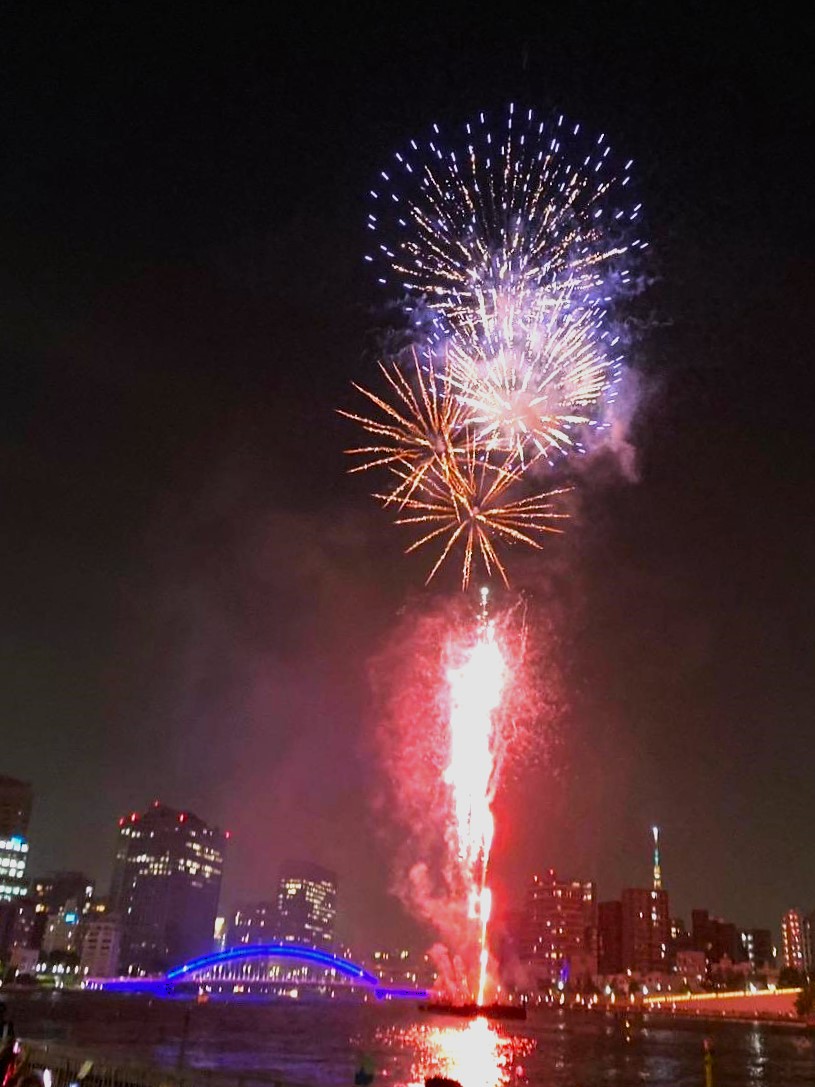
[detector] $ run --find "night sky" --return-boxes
[1,4,811,950]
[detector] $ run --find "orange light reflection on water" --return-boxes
[382,1017,534,1087]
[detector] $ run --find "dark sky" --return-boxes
[1,4,811,951]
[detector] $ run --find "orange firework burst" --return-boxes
[341,346,567,586]
[339,347,466,507]
[384,447,567,589]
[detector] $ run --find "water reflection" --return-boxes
[380,1017,534,1087]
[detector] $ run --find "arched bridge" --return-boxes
[166,943,378,985]
[86,943,426,999]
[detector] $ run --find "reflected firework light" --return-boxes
[376,1019,534,1087]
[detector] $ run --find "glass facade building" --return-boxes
[275,860,337,949]
[110,802,227,974]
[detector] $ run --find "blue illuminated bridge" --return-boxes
[90,943,427,1000]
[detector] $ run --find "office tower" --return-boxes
[522,869,597,984]
[110,802,227,973]
[621,887,670,973]
[597,900,623,974]
[228,901,278,946]
[275,861,337,949]
[0,836,29,903]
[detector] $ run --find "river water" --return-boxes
[8,992,815,1086]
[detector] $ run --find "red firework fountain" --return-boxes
[369,591,546,1008]
[444,587,505,1004]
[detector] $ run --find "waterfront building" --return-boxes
[228,901,278,946]
[81,915,122,977]
[621,887,670,973]
[110,802,227,974]
[597,900,623,975]
[275,861,337,949]
[522,869,597,984]
[781,908,809,973]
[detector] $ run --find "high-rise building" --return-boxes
[0,834,29,903]
[0,777,32,838]
[621,888,670,974]
[0,776,32,906]
[522,869,597,984]
[597,900,623,975]
[110,802,227,974]
[0,776,33,957]
[275,861,337,949]
[781,908,809,973]
[229,901,277,946]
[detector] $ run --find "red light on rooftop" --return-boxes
[225,830,231,840]
[153,799,160,807]
[179,813,186,822]
[130,813,138,822]
[118,818,124,827]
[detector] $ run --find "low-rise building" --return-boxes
[81,916,122,978]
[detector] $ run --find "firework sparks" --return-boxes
[367,104,645,334]
[389,450,566,589]
[447,284,620,464]
[340,346,466,507]
[351,107,645,1007]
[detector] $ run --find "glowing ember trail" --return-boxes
[444,587,506,1002]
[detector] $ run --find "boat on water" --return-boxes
[418,1001,527,1021]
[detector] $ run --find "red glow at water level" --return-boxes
[395,1019,534,1086]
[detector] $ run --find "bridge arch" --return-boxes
[165,943,379,986]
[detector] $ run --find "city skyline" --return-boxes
[4,781,807,964]
[1,6,811,953]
